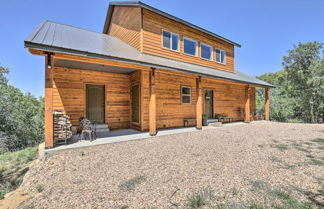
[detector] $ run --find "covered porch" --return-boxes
[38,51,270,148]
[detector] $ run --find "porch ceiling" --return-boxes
[54,58,137,74]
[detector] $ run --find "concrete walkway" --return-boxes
[46,125,222,152]
[46,121,252,152]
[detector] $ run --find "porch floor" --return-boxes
[47,122,247,152]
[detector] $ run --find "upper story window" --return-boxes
[162,30,179,51]
[183,37,197,56]
[216,48,226,64]
[181,86,191,104]
[201,43,212,60]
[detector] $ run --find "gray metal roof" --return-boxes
[103,1,241,47]
[24,20,274,88]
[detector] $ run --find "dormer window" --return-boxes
[216,48,226,64]
[201,43,212,60]
[162,30,179,51]
[184,37,197,56]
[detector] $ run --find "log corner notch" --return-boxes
[265,87,270,120]
[196,76,202,129]
[44,52,54,148]
[244,85,251,123]
[149,67,157,136]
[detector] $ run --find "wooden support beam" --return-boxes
[244,86,251,123]
[44,53,54,148]
[265,87,270,120]
[196,76,202,129]
[149,68,157,135]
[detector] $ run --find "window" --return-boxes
[162,30,179,51]
[201,43,212,60]
[181,86,191,104]
[216,48,226,64]
[183,37,197,56]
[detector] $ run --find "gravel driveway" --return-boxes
[19,121,324,208]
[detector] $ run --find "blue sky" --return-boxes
[0,0,323,97]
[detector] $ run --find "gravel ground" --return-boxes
[19,121,324,209]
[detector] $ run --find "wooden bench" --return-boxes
[184,118,196,127]
[220,117,234,123]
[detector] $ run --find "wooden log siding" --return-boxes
[52,67,131,130]
[108,6,142,51]
[142,9,235,73]
[138,69,255,131]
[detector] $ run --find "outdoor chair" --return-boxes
[79,117,96,141]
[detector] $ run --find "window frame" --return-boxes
[183,37,198,57]
[200,42,213,61]
[161,29,180,52]
[215,48,226,64]
[181,86,191,104]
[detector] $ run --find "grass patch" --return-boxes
[187,188,215,209]
[36,184,44,193]
[317,145,324,150]
[273,144,289,151]
[311,138,324,144]
[0,147,38,175]
[119,175,146,191]
[270,156,284,163]
[295,146,311,153]
[0,147,38,199]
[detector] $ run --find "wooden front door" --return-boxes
[131,85,140,123]
[86,84,105,123]
[204,90,214,119]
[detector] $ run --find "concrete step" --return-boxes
[95,124,109,129]
[206,119,219,124]
[96,129,110,133]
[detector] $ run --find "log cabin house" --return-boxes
[24,1,274,148]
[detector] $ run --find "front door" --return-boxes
[131,85,140,123]
[86,84,105,123]
[204,90,214,119]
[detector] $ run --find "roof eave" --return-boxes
[103,1,241,48]
[24,42,274,88]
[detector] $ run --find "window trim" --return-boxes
[181,86,191,104]
[215,48,226,64]
[200,42,213,61]
[183,37,198,57]
[161,29,180,52]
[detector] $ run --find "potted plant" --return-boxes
[202,114,208,126]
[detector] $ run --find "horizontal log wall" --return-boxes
[52,67,131,130]
[142,9,235,72]
[202,78,256,121]
[108,6,142,51]
[140,69,255,131]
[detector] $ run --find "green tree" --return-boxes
[282,42,323,122]
[0,65,9,85]
[256,70,296,122]
[0,64,44,151]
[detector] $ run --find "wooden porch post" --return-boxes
[196,76,202,129]
[265,87,270,120]
[244,86,251,123]
[44,53,54,148]
[149,68,157,136]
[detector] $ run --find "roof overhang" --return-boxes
[24,20,274,88]
[25,42,274,88]
[103,1,241,48]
